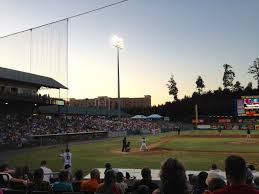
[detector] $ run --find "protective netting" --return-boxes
[0,20,68,99]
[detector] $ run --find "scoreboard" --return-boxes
[237,96,259,116]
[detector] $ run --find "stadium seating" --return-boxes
[3,189,26,194]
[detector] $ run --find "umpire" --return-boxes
[122,137,127,152]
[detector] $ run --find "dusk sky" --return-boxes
[0,0,259,105]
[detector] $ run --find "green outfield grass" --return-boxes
[3,130,259,174]
[182,129,259,135]
[160,137,259,152]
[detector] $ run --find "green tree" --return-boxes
[222,64,235,90]
[247,82,253,89]
[196,75,205,94]
[248,58,259,89]
[167,74,178,101]
[233,81,244,92]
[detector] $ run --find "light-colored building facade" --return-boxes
[70,95,151,109]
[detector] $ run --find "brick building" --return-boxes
[70,95,151,109]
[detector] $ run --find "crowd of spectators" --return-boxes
[0,114,174,145]
[1,155,259,194]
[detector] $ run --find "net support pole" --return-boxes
[66,18,69,113]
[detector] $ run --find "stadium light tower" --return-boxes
[112,35,124,120]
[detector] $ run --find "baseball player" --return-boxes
[140,137,148,151]
[59,148,72,172]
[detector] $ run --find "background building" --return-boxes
[70,95,151,109]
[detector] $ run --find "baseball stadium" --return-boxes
[1,1,259,194]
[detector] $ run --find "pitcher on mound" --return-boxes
[140,137,148,151]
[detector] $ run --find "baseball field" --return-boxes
[4,130,259,173]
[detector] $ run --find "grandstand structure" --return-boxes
[0,67,67,114]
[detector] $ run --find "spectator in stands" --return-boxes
[14,167,23,179]
[116,172,128,193]
[208,178,226,192]
[213,155,259,194]
[135,185,150,194]
[105,163,114,174]
[133,167,158,194]
[28,168,52,193]
[152,158,188,194]
[193,171,208,194]
[246,168,254,186]
[0,163,15,174]
[81,168,101,192]
[72,169,83,192]
[188,174,198,193]
[206,172,221,187]
[97,170,123,194]
[254,177,259,190]
[40,160,53,183]
[9,167,27,190]
[209,164,221,174]
[22,165,33,181]
[125,172,136,186]
[105,163,112,171]
[53,170,73,192]
[0,163,27,186]
[248,164,256,173]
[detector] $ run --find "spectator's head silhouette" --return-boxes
[211,164,218,170]
[74,170,83,181]
[33,168,44,182]
[208,178,226,192]
[59,170,69,182]
[40,160,47,167]
[225,155,247,185]
[90,168,100,180]
[141,167,151,180]
[159,158,187,194]
[116,172,124,183]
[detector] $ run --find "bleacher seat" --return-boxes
[63,192,82,194]
[80,192,94,194]
[30,191,51,194]
[3,189,26,194]
[54,191,81,194]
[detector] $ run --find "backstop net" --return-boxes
[0,20,68,99]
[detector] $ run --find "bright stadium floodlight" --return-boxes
[112,35,124,120]
[112,35,124,49]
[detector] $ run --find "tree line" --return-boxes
[124,58,259,121]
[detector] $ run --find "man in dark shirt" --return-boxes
[122,137,127,152]
[133,167,158,194]
[246,129,251,141]
[213,155,259,194]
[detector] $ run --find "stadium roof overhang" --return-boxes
[0,67,68,89]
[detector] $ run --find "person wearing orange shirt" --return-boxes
[81,168,101,192]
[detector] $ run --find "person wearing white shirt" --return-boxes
[59,148,72,172]
[40,160,53,183]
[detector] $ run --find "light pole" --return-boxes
[112,35,124,120]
